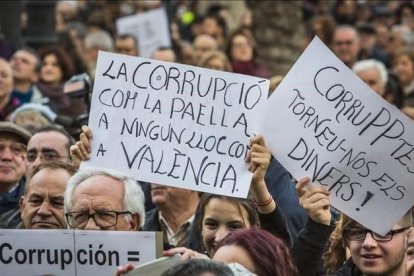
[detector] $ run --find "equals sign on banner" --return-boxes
[127,251,140,262]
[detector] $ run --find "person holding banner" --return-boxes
[164,135,292,258]
[294,176,412,276]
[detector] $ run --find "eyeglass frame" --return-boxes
[65,210,132,229]
[343,226,410,242]
[26,149,70,163]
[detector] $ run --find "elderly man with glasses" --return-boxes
[293,176,412,276]
[0,122,31,228]
[64,167,145,231]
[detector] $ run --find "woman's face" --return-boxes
[231,35,253,62]
[201,198,251,257]
[40,54,63,85]
[394,54,414,86]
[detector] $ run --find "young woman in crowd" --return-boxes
[225,28,270,78]
[162,134,291,259]
[37,45,87,118]
[213,228,298,276]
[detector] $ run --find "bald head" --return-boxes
[193,34,218,61]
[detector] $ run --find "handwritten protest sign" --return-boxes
[81,51,268,198]
[264,36,414,235]
[116,8,171,58]
[0,230,162,276]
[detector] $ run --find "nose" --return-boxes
[37,201,52,216]
[361,232,378,249]
[214,226,230,243]
[83,216,101,230]
[0,146,13,160]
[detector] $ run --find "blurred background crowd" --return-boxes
[0,0,414,138]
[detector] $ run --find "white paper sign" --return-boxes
[264,36,414,235]
[82,51,268,198]
[0,230,162,276]
[116,8,171,58]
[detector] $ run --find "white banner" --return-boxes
[264,36,414,235]
[116,7,171,58]
[82,51,268,198]
[0,230,162,276]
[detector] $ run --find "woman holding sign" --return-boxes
[163,135,292,257]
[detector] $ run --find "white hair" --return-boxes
[64,167,145,227]
[353,59,388,88]
[84,30,114,52]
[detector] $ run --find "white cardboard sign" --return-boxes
[81,51,269,198]
[116,7,171,58]
[264,36,414,235]
[0,229,162,276]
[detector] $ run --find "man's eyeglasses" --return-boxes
[344,226,410,242]
[65,211,131,229]
[0,140,26,156]
[26,150,69,163]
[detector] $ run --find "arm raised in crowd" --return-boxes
[246,135,292,247]
[292,176,334,276]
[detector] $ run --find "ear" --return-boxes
[19,196,25,219]
[129,214,140,231]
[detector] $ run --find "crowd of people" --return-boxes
[0,1,414,275]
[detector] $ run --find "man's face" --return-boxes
[347,223,408,275]
[150,183,193,208]
[356,67,384,96]
[10,50,38,83]
[26,131,69,177]
[20,168,69,229]
[0,59,14,98]
[70,175,138,231]
[333,28,360,67]
[193,35,217,60]
[0,133,26,189]
[115,38,138,56]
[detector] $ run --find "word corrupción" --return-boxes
[0,243,121,270]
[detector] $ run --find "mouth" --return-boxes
[361,254,381,260]
[0,166,15,172]
[32,222,59,229]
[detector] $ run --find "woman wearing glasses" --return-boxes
[294,176,412,276]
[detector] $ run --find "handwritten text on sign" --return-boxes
[264,37,414,235]
[0,230,162,276]
[82,51,268,198]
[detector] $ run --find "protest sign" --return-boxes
[264,36,414,235]
[0,229,162,276]
[116,7,171,58]
[81,51,269,198]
